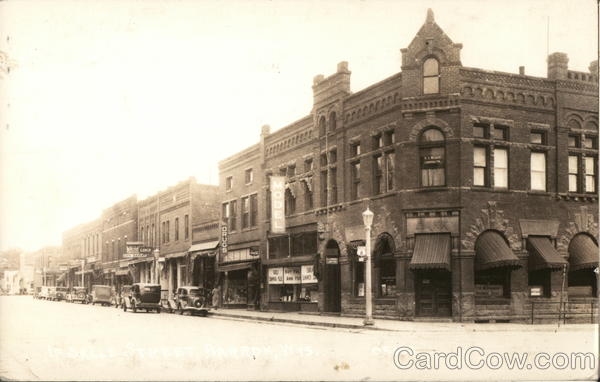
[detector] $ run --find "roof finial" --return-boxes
[426,8,435,24]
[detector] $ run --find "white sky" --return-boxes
[0,0,597,252]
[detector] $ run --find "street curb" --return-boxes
[209,311,394,332]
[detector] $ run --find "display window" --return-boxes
[268,265,318,302]
[223,270,247,305]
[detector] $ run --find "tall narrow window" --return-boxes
[351,142,361,157]
[303,179,313,210]
[585,156,596,193]
[530,152,546,191]
[244,169,253,184]
[151,224,155,247]
[568,155,579,192]
[473,146,488,186]
[419,128,446,187]
[320,170,328,207]
[241,196,250,229]
[329,112,337,131]
[225,176,233,191]
[166,221,170,242]
[373,154,384,195]
[285,188,296,215]
[319,116,326,137]
[141,227,144,245]
[229,200,237,231]
[174,218,179,241]
[423,58,440,94]
[351,161,360,200]
[330,167,338,204]
[386,152,395,191]
[184,215,189,239]
[250,194,258,227]
[494,148,508,188]
[304,158,313,172]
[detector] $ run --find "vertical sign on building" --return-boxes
[270,176,286,234]
[221,223,228,258]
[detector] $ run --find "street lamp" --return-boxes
[153,249,160,284]
[362,207,374,326]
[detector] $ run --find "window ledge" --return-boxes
[415,186,449,193]
[469,187,512,193]
[527,190,552,196]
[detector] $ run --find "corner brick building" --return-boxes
[218,9,598,322]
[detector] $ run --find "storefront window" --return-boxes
[475,268,510,300]
[378,258,396,297]
[268,265,318,302]
[223,270,247,305]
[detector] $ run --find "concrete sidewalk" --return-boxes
[209,308,598,333]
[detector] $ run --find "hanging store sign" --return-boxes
[326,257,339,265]
[268,267,284,284]
[270,176,286,234]
[301,265,318,283]
[139,246,153,255]
[221,224,228,255]
[284,267,302,284]
[124,242,145,258]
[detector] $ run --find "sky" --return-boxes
[0,0,597,252]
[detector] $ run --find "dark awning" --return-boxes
[409,233,451,271]
[527,236,567,271]
[475,231,521,271]
[218,261,256,273]
[568,235,599,271]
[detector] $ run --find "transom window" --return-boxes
[423,58,440,94]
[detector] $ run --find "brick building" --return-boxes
[137,177,219,298]
[218,9,598,322]
[61,218,102,289]
[100,195,139,289]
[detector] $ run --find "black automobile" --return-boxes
[55,287,68,301]
[175,286,211,316]
[123,283,161,313]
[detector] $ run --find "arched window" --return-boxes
[318,116,326,137]
[329,112,337,131]
[419,128,446,187]
[423,57,440,94]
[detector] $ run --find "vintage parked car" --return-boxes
[55,287,68,301]
[39,286,50,300]
[123,283,161,313]
[174,286,211,316]
[90,285,113,306]
[47,286,58,301]
[67,287,88,304]
[33,287,42,299]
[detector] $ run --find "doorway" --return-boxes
[324,240,341,313]
[415,270,452,317]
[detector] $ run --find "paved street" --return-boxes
[0,296,598,381]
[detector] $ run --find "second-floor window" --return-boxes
[320,170,328,207]
[223,201,237,231]
[304,158,313,172]
[245,169,253,184]
[225,176,233,191]
[242,197,249,228]
[184,215,189,240]
[285,188,296,215]
[351,142,361,157]
[473,146,488,187]
[174,218,179,241]
[351,161,360,200]
[250,194,258,227]
[330,167,338,204]
[303,179,313,210]
[420,128,445,187]
[585,156,597,193]
[166,221,170,242]
[493,148,508,188]
[569,155,579,192]
[530,152,546,191]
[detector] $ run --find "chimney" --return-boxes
[519,66,525,75]
[547,52,569,80]
[312,62,351,107]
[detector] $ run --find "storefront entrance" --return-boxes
[415,270,452,317]
[324,240,341,313]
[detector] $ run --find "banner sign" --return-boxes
[284,267,302,284]
[139,246,153,255]
[268,267,284,284]
[301,265,318,283]
[270,176,286,234]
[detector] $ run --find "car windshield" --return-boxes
[57,288,67,292]
[143,286,160,292]
[188,289,203,296]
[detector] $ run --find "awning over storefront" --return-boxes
[164,251,187,260]
[568,235,599,271]
[189,240,219,252]
[218,261,256,273]
[409,233,451,271]
[527,236,567,271]
[474,231,521,271]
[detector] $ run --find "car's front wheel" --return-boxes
[132,301,137,313]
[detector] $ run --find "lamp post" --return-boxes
[362,207,374,326]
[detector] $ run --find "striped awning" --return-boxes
[409,233,451,271]
[568,235,599,271]
[527,236,567,271]
[475,231,521,270]
[188,240,219,255]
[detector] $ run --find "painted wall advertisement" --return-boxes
[270,176,286,234]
